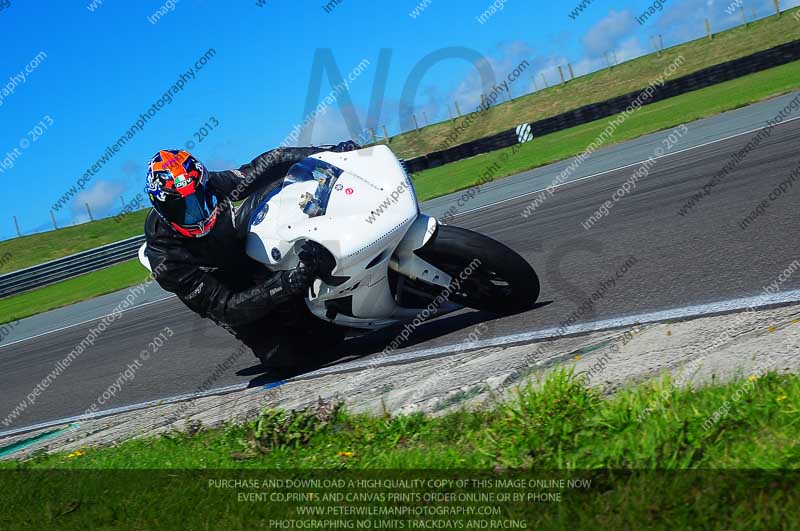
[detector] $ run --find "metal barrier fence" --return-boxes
[0,236,145,299]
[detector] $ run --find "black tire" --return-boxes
[415,225,539,315]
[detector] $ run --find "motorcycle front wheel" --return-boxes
[414,225,540,315]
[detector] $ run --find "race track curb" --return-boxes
[2,302,799,460]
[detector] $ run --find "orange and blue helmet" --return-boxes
[146,150,219,238]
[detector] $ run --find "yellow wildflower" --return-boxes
[337,451,354,458]
[776,395,788,402]
[66,450,84,459]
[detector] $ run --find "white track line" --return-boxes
[0,295,176,351]
[0,382,251,440]
[450,115,800,219]
[301,289,800,377]
[4,289,799,440]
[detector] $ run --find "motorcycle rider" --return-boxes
[143,141,359,372]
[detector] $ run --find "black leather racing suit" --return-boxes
[144,147,343,367]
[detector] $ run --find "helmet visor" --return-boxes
[183,188,217,226]
[157,179,218,230]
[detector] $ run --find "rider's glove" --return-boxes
[284,262,315,297]
[283,242,333,297]
[297,241,333,277]
[333,140,361,152]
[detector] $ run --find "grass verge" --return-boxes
[2,369,799,528]
[0,210,148,274]
[388,9,800,159]
[413,59,800,201]
[0,260,149,324]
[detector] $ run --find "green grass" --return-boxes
[0,210,148,274]
[388,8,800,159]
[0,260,149,324]
[10,368,800,470]
[2,369,800,528]
[413,59,800,201]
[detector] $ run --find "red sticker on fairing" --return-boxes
[345,187,354,195]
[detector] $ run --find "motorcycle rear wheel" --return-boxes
[414,225,540,315]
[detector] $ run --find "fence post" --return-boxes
[532,76,538,92]
[659,34,664,52]
[454,100,462,117]
[541,73,549,88]
[50,211,58,230]
[774,0,780,15]
[605,52,613,70]
[412,114,420,132]
[740,5,747,26]
[705,18,713,40]
[567,63,575,80]
[369,128,377,143]
[558,66,565,84]
[382,125,389,143]
[85,203,94,222]
[422,111,429,126]
[447,104,453,120]
[13,216,21,238]
[120,195,126,211]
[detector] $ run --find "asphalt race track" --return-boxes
[2,102,799,432]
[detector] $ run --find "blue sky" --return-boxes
[0,0,796,240]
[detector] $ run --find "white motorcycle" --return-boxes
[243,146,539,330]
[139,146,539,334]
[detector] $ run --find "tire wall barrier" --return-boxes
[404,39,800,174]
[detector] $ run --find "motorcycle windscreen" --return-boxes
[273,158,344,240]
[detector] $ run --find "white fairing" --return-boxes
[246,145,448,329]
[138,243,152,272]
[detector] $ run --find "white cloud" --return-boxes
[306,103,369,145]
[450,40,536,112]
[615,36,648,63]
[537,51,575,81]
[300,0,800,142]
[582,9,636,56]
[570,54,607,78]
[655,0,798,45]
[72,180,125,218]
[653,0,705,31]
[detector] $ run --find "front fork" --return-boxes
[389,215,453,289]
